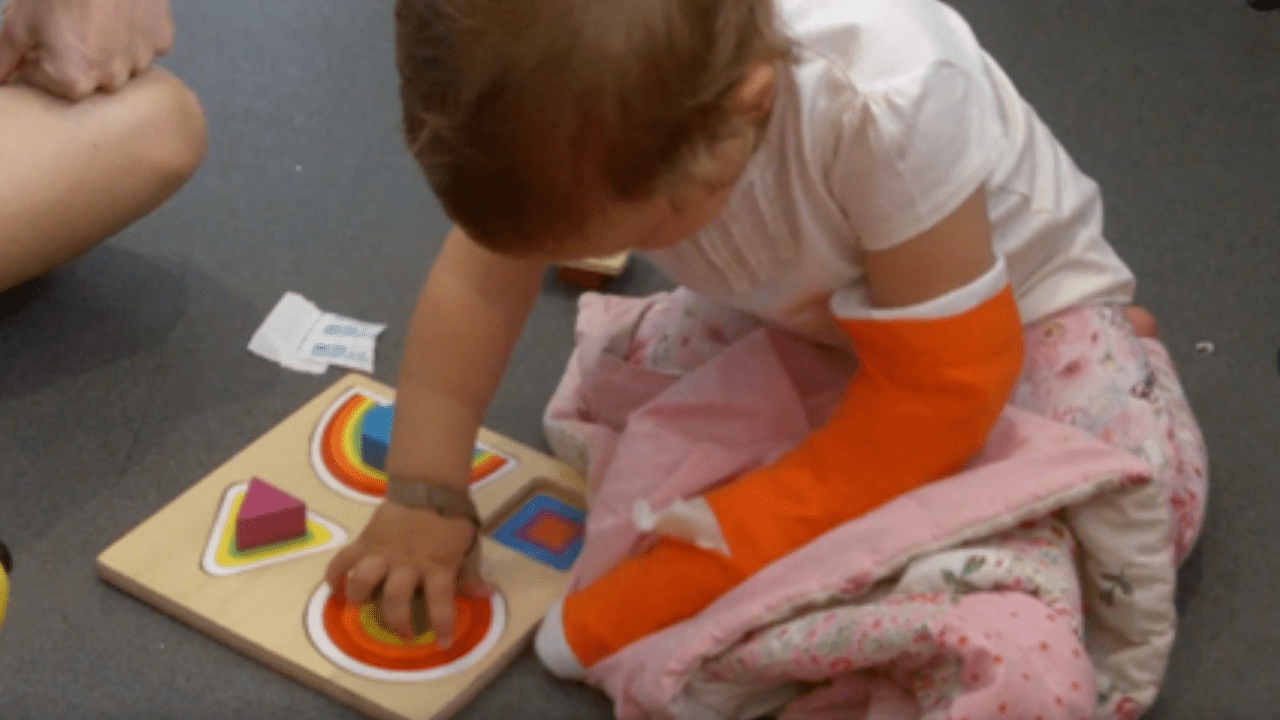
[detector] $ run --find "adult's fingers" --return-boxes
[151,11,175,56]
[139,0,175,56]
[18,55,97,100]
[0,12,32,85]
[379,565,424,643]
[130,42,154,80]
[424,568,458,649]
[100,59,132,92]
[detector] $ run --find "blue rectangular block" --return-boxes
[360,403,395,471]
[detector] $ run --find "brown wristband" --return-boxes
[384,479,481,529]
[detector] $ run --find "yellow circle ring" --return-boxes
[358,601,436,646]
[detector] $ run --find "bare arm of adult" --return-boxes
[0,0,175,99]
[0,67,205,291]
[324,227,546,645]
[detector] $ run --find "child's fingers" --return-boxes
[458,549,494,597]
[323,541,366,591]
[344,554,390,607]
[424,569,457,649]
[379,566,424,642]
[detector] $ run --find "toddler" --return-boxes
[325,0,1206,685]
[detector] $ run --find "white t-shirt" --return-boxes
[646,0,1136,345]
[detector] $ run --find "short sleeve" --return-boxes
[824,60,1006,252]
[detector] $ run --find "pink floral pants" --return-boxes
[1013,303,1207,564]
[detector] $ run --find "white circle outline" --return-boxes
[305,582,507,682]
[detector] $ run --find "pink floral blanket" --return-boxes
[543,289,1206,720]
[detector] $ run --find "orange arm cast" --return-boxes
[708,187,1026,570]
[706,275,1025,569]
[553,271,1027,672]
[548,190,1027,673]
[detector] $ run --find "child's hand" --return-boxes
[323,499,492,646]
[324,227,537,644]
[0,0,175,99]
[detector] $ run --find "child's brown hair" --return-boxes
[394,0,793,254]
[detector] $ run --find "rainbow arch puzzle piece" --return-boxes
[312,389,517,503]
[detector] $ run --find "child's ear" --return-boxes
[733,62,776,121]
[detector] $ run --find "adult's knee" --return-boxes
[127,68,208,191]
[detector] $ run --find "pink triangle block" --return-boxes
[236,478,307,551]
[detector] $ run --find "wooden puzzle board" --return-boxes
[97,373,587,720]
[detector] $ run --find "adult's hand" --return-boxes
[0,0,175,99]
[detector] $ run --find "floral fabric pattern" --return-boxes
[544,293,1207,720]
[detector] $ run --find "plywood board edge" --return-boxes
[95,557,408,720]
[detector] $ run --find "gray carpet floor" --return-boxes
[0,0,1276,717]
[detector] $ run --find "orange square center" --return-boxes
[523,512,581,553]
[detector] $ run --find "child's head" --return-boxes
[394,0,792,261]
